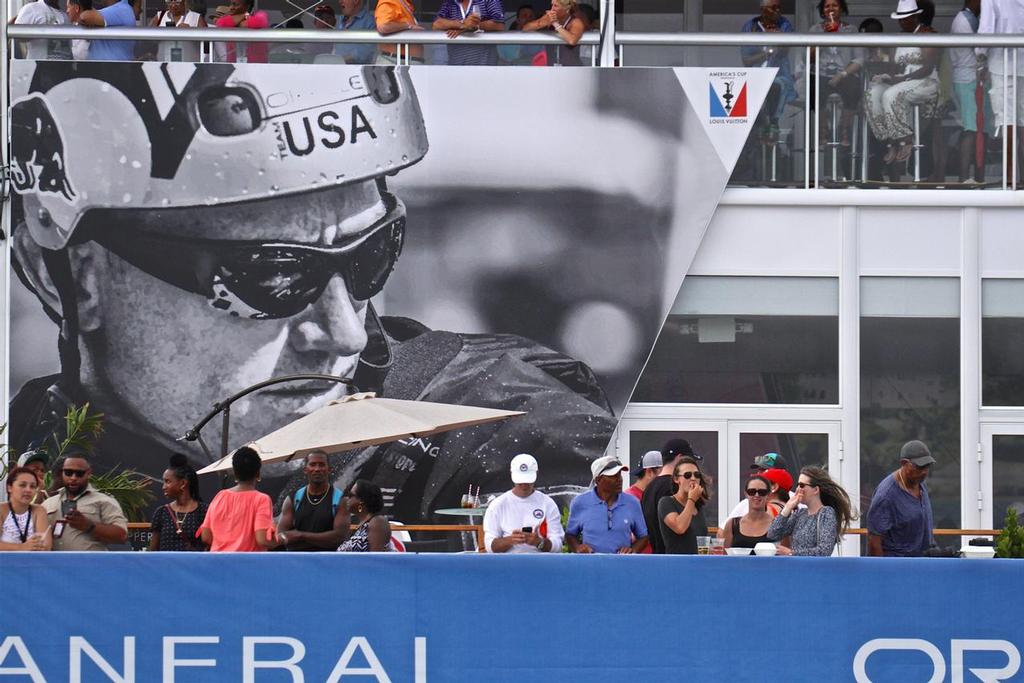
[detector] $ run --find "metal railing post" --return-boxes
[598,0,615,67]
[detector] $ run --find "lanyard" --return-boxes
[396,0,416,22]
[457,0,475,20]
[10,509,30,543]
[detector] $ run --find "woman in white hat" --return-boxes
[864,0,940,169]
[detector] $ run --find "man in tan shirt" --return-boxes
[42,455,128,551]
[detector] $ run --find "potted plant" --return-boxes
[995,508,1024,559]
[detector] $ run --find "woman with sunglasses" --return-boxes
[767,466,856,556]
[149,454,207,551]
[722,474,773,550]
[658,456,709,555]
[337,480,391,552]
[0,467,51,551]
[199,447,279,552]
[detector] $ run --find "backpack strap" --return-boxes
[293,486,307,513]
[331,488,342,516]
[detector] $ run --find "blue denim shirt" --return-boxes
[867,473,935,557]
[88,0,136,61]
[566,488,648,554]
[334,4,376,64]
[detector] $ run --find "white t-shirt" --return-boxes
[14,0,71,60]
[483,489,564,554]
[950,10,978,85]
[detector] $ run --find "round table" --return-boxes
[434,507,487,551]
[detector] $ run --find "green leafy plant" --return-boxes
[31,403,156,521]
[995,508,1024,559]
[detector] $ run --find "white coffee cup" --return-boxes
[753,542,777,556]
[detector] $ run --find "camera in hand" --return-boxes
[61,499,77,518]
[522,526,532,533]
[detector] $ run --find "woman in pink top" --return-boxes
[199,446,279,552]
[214,0,269,63]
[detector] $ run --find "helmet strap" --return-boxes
[352,301,393,393]
[40,247,83,393]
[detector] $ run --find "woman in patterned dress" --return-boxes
[337,479,391,552]
[767,466,857,556]
[864,1,940,165]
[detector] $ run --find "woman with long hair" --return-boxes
[199,447,278,552]
[0,467,51,551]
[809,0,864,147]
[658,456,709,555]
[722,474,773,549]
[337,479,391,552]
[767,466,856,556]
[149,454,207,551]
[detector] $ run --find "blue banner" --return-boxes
[1,554,1021,682]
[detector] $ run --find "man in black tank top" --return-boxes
[277,451,350,551]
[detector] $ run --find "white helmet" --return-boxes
[9,62,429,250]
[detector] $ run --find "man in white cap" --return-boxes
[566,455,648,554]
[482,454,564,553]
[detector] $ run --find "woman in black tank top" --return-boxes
[723,475,773,549]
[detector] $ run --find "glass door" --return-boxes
[980,424,1024,531]
[618,420,726,530]
[725,421,847,553]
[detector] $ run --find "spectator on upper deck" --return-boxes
[150,0,206,62]
[522,0,585,66]
[214,0,269,63]
[864,0,940,169]
[432,0,505,66]
[497,3,542,65]
[149,454,207,551]
[642,438,696,554]
[810,0,864,148]
[740,0,796,132]
[977,0,1024,184]
[951,0,991,183]
[767,466,855,556]
[333,0,376,63]
[277,451,349,551]
[199,446,278,552]
[658,456,709,555]
[337,480,391,552]
[375,0,425,65]
[12,0,71,60]
[77,0,137,61]
[1,468,52,551]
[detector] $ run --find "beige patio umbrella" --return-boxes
[197,392,524,474]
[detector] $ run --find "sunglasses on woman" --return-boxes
[745,488,768,497]
[678,471,702,480]
[81,190,405,320]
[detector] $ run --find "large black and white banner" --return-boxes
[6,63,772,522]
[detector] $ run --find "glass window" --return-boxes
[860,277,960,547]
[627,430,719,528]
[632,276,838,404]
[992,435,1024,530]
[982,279,1024,406]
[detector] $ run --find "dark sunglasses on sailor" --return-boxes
[82,189,405,320]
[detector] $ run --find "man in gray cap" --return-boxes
[626,450,662,502]
[866,440,936,556]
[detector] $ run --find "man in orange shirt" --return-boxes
[375,0,424,63]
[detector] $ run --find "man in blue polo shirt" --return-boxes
[566,455,648,554]
[78,0,136,61]
[867,440,936,557]
[334,0,376,64]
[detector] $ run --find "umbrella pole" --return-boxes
[221,405,231,459]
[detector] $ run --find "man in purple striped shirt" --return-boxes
[432,0,505,65]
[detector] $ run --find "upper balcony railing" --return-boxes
[5,26,1024,190]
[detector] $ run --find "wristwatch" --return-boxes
[86,522,96,535]
[535,536,545,550]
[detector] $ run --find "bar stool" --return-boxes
[825,93,843,181]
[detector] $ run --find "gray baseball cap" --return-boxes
[900,440,935,467]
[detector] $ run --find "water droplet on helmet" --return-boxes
[118,155,128,165]
[37,208,52,227]
[269,185,279,193]
[122,193,132,203]
[258,169,265,176]
[161,198,170,206]
[131,160,142,169]
[401,155,409,162]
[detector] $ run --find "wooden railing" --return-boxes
[126,522,485,551]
